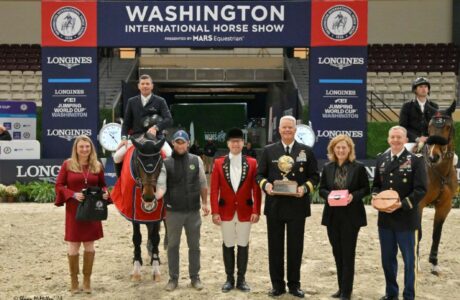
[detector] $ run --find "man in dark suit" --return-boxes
[399,77,438,145]
[372,126,427,300]
[114,74,173,175]
[257,116,319,298]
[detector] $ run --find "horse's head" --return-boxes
[426,101,456,164]
[131,133,165,213]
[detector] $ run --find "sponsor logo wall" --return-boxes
[2,157,458,185]
[310,46,368,158]
[309,0,368,158]
[41,47,98,157]
[0,101,37,140]
[42,1,98,158]
[40,0,369,161]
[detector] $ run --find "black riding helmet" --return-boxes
[412,77,431,92]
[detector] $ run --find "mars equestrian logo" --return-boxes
[322,5,358,41]
[51,6,87,42]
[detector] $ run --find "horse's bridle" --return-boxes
[424,114,456,189]
[132,149,163,213]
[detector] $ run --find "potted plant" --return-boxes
[5,185,19,203]
[15,181,32,202]
[29,181,56,203]
[0,184,5,202]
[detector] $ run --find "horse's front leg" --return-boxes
[430,192,452,275]
[417,185,440,273]
[131,223,143,281]
[147,222,161,282]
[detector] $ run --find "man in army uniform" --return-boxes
[114,74,173,176]
[372,126,427,300]
[399,77,438,146]
[257,116,319,298]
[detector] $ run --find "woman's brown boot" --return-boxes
[82,251,95,294]
[67,254,80,294]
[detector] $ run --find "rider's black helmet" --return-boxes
[412,77,431,92]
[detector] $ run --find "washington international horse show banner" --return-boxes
[40,0,368,158]
[98,1,311,47]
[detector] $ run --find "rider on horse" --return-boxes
[399,77,438,152]
[114,74,172,177]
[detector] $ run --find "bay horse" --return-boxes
[111,133,167,282]
[418,100,458,275]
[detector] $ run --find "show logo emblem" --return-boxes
[321,5,358,41]
[51,6,87,42]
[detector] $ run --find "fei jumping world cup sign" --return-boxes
[310,0,368,158]
[42,1,98,158]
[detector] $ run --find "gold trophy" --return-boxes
[272,155,299,196]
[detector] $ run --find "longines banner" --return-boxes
[41,47,98,158]
[1,158,458,185]
[0,158,115,185]
[98,0,310,47]
[309,46,367,158]
[309,0,368,159]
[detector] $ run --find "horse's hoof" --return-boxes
[431,265,441,276]
[131,274,142,281]
[152,273,161,282]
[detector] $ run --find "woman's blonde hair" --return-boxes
[67,135,101,173]
[327,134,356,163]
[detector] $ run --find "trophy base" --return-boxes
[272,180,299,196]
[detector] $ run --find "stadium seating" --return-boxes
[367,43,459,108]
[0,44,42,105]
[368,43,459,74]
[367,71,458,108]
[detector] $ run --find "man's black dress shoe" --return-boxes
[380,296,399,300]
[288,288,305,298]
[268,288,286,297]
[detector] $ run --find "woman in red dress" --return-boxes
[55,135,110,294]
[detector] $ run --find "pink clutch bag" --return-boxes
[327,190,349,206]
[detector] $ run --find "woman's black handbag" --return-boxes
[75,186,108,221]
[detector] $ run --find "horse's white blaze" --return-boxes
[429,145,435,159]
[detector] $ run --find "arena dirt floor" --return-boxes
[1,201,459,300]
